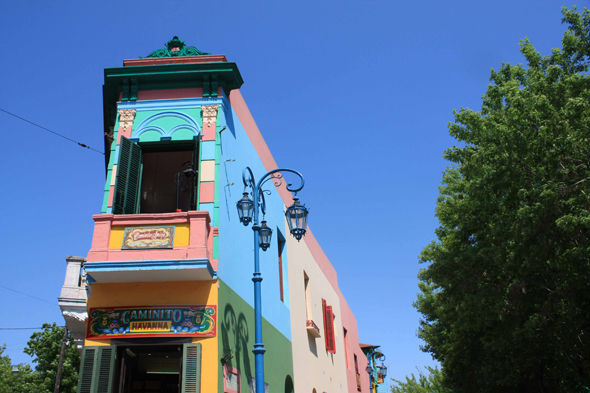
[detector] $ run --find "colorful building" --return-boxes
[58,37,385,393]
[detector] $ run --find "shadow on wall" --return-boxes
[308,331,318,357]
[221,303,252,380]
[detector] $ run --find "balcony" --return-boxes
[306,319,321,338]
[85,211,217,284]
[58,256,88,350]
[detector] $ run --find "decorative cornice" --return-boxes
[202,105,219,127]
[119,109,136,131]
[63,310,88,322]
[142,36,211,59]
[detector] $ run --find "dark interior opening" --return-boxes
[117,345,182,393]
[139,145,195,214]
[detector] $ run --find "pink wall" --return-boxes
[229,90,370,392]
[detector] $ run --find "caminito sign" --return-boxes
[87,305,216,339]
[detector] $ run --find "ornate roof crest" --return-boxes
[142,36,211,59]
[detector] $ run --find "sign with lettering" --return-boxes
[87,305,216,338]
[122,226,174,249]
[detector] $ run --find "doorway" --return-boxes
[118,345,182,393]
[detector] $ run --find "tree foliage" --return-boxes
[24,323,80,393]
[0,345,45,393]
[416,7,590,393]
[390,366,453,393]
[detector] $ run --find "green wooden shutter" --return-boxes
[95,346,116,393]
[78,347,96,393]
[182,343,202,393]
[77,346,117,393]
[113,137,143,214]
[190,137,201,211]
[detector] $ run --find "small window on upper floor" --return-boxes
[113,137,200,214]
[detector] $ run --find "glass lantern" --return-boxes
[259,221,273,251]
[285,197,309,241]
[236,192,254,226]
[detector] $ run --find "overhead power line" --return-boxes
[0,328,45,330]
[0,285,58,306]
[0,108,104,155]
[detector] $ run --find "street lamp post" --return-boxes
[236,167,308,393]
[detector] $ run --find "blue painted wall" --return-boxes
[217,104,292,341]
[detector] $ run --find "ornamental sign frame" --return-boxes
[122,226,175,249]
[87,305,216,339]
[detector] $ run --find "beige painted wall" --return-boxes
[286,222,350,393]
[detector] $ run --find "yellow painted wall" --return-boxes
[85,280,218,392]
[108,223,190,249]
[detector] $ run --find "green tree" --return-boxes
[25,323,80,393]
[0,345,45,393]
[416,6,590,393]
[390,366,453,393]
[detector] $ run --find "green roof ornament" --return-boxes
[142,36,211,58]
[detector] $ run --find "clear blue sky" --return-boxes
[0,0,573,385]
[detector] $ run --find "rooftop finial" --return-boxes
[141,36,211,59]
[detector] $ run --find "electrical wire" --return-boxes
[0,108,104,155]
[0,328,44,330]
[0,285,58,306]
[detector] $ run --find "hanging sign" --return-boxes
[87,305,216,338]
[122,226,175,249]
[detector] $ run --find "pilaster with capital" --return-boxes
[117,109,137,143]
[201,104,218,141]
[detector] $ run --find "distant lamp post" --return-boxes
[236,167,307,393]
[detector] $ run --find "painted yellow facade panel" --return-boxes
[109,223,190,249]
[85,281,218,392]
[199,160,215,182]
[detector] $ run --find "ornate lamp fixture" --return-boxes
[285,197,309,241]
[259,221,273,251]
[236,193,254,226]
[378,364,388,378]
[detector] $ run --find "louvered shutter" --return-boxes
[325,306,336,353]
[322,299,328,347]
[182,343,202,393]
[113,136,143,214]
[95,346,116,393]
[77,347,96,393]
[77,346,116,393]
[190,137,201,211]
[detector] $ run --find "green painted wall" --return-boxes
[218,280,294,393]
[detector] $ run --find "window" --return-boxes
[277,231,285,302]
[354,354,361,391]
[304,272,311,319]
[344,328,350,369]
[113,137,200,214]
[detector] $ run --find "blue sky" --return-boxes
[0,0,575,385]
